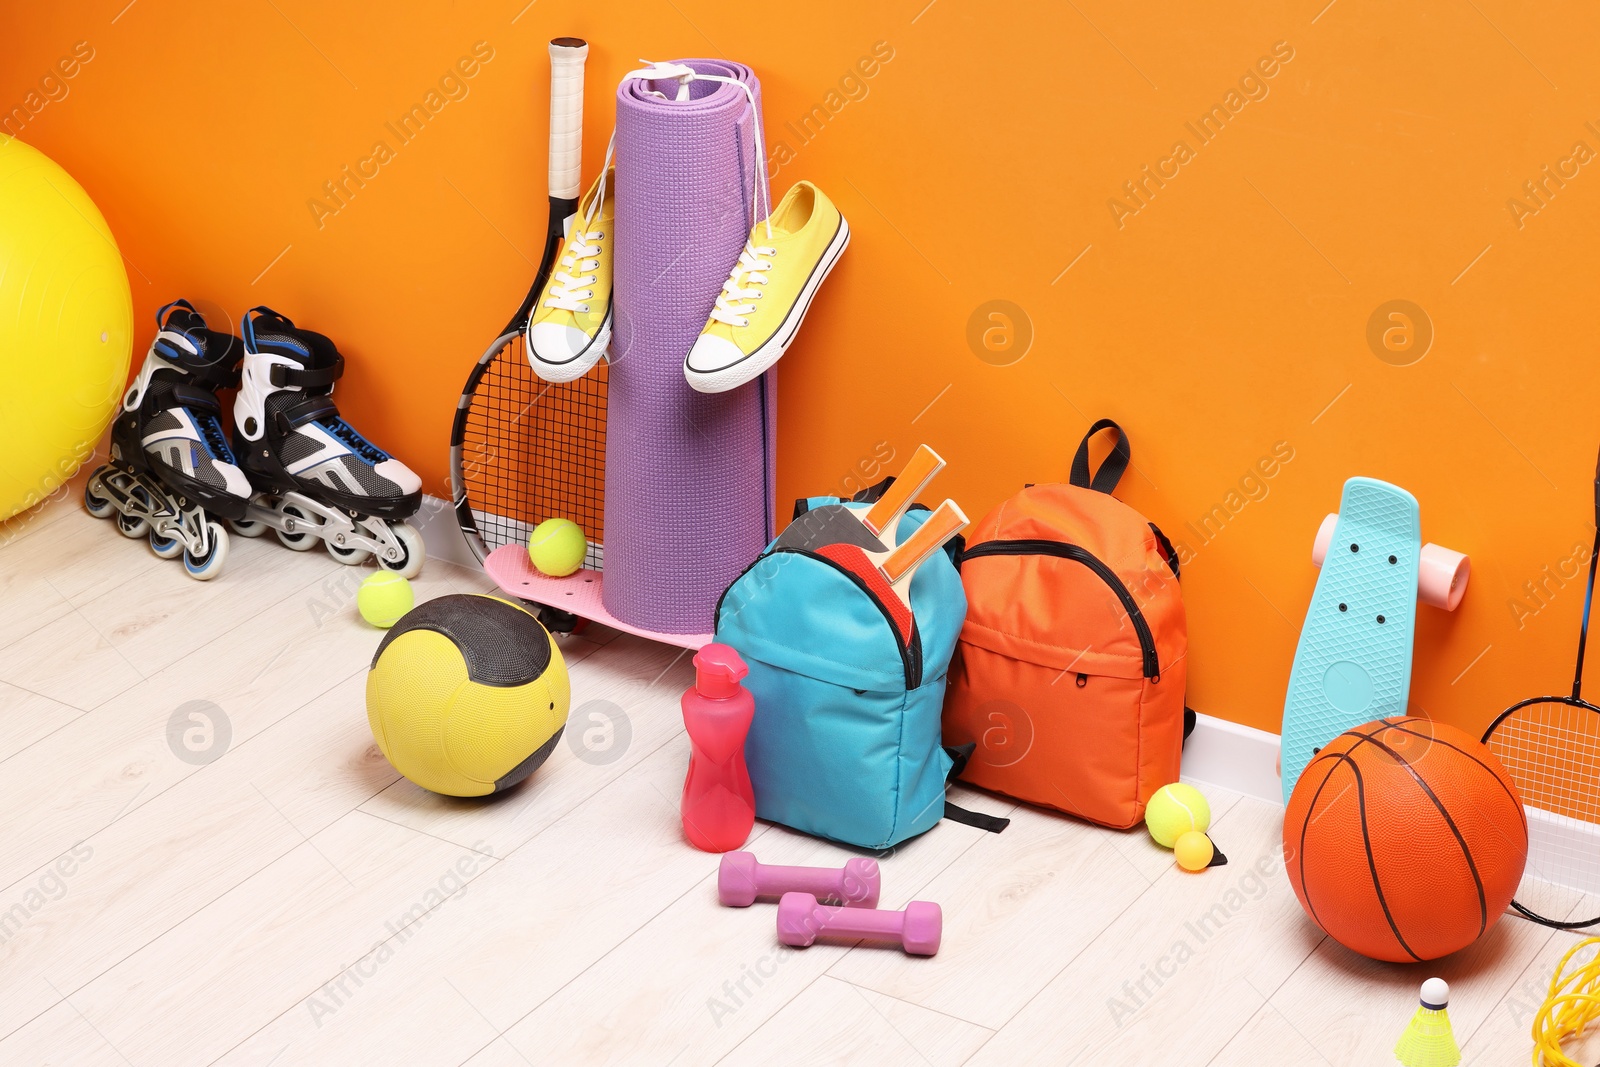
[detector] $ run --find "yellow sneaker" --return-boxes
[684,181,849,393]
[527,167,614,383]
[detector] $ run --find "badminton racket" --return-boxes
[1482,447,1600,929]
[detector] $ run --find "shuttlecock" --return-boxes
[1394,978,1460,1067]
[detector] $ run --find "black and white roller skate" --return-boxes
[231,307,425,578]
[84,300,250,580]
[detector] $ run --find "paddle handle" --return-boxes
[883,501,967,584]
[863,445,945,538]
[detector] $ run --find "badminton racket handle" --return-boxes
[548,38,589,201]
[1592,445,1600,529]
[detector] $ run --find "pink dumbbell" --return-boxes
[718,851,880,908]
[776,892,942,956]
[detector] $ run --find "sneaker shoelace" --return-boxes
[543,226,606,313]
[543,154,614,315]
[708,242,777,328]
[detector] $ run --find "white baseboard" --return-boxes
[1177,710,1596,909]
[1181,711,1283,805]
[414,492,481,571]
[1525,806,1600,899]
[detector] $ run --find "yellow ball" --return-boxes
[528,517,586,577]
[1174,831,1214,871]
[1145,783,1211,848]
[366,595,570,797]
[358,571,415,628]
[0,137,133,521]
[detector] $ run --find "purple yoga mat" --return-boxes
[604,59,776,634]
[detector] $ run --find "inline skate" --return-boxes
[230,306,425,578]
[83,300,250,580]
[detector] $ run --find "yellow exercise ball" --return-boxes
[0,137,133,521]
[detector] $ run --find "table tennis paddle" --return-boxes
[818,499,968,643]
[771,445,945,554]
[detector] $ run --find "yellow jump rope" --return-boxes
[1534,937,1600,1065]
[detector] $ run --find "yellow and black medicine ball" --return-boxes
[366,594,570,797]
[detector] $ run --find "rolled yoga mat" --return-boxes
[605,60,776,634]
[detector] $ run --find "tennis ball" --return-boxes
[1145,783,1211,848]
[528,518,586,577]
[1174,831,1214,872]
[359,571,415,628]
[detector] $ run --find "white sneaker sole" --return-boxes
[683,216,851,394]
[526,304,613,384]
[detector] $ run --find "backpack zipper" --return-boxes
[714,547,923,689]
[960,539,1160,680]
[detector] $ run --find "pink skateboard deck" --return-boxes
[482,542,713,650]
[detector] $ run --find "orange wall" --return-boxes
[3,1,1596,736]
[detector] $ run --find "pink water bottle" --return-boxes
[681,643,756,852]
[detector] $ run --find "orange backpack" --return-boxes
[942,420,1188,829]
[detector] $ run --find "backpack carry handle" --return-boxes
[1069,418,1130,495]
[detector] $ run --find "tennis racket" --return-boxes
[449,37,607,583]
[1482,448,1600,929]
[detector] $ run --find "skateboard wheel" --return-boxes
[1311,513,1339,567]
[1419,543,1469,610]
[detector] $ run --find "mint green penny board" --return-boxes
[1281,478,1420,804]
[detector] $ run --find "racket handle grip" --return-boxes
[548,38,589,202]
[1592,446,1600,528]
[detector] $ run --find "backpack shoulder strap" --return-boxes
[1069,418,1130,495]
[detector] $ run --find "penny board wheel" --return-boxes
[1419,543,1469,610]
[1311,513,1339,567]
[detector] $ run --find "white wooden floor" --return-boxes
[1,472,1595,1066]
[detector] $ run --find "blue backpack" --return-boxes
[714,486,1009,850]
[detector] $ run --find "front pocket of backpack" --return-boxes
[743,660,910,849]
[945,642,1148,828]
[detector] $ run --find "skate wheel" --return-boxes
[230,518,268,538]
[327,540,371,566]
[183,522,229,580]
[149,528,183,560]
[377,523,425,580]
[1419,543,1470,610]
[116,511,149,539]
[276,504,317,551]
[1310,513,1339,567]
[83,476,115,519]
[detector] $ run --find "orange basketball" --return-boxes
[1283,716,1527,962]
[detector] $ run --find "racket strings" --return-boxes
[1487,699,1600,924]
[460,332,607,569]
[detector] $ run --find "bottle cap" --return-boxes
[693,643,748,698]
